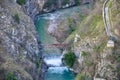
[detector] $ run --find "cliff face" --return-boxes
[22,0,93,19]
[0,0,45,80]
[58,0,120,80]
[1,0,119,80]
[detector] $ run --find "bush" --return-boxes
[67,18,76,33]
[17,0,26,5]
[75,0,80,5]
[75,73,84,80]
[62,0,69,5]
[81,51,88,57]
[75,73,90,80]
[63,51,76,67]
[44,0,55,8]
[5,72,17,80]
[13,14,20,24]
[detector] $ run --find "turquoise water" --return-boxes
[35,5,90,80]
[44,52,75,80]
[35,12,76,79]
[35,17,55,44]
[45,67,75,80]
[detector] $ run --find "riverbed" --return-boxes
[34,5,89,80]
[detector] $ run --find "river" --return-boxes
[34,5,89,80]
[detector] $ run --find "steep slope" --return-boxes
[0,0,45,80]
[62,0,120,80]
[20,0,93,19]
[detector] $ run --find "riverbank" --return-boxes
[34,5,91,79]
[22,0,93,19]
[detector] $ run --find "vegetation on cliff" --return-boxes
[63,51,76,67]
[17,0,26,5]
[0,0,42,80]
[5,72,17,80]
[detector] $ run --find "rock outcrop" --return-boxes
[21,0,93,19]
[0,0,47,80]
[59,1,120,80]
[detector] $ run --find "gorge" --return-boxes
[0,0,120,80]
[34,6,89,80]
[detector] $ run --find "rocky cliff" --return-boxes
[61,0,120,80]
[21,0,93,19]
[0,0,89,79]
[0,0,47,80]
[1,0,119,80]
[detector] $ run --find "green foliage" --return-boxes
[93,41,106,53]
[67,18,76,33]
[13,14,20,24]
[75,0,80,5]
[62,0,69,5]
[63,51,76,67]
[81,51,88,57]
[44,0,55,8]
[36,59,41,69]
[34,55,42,69]
[5,72,17,80]
[117,57,120,62]
[107,1,112,8]
[17,0,26,5]
[118,68,120,73]
[85,60,92,66]
[75,73,84,80]
[75,73,90,80]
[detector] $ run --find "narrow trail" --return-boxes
[103,0,117,41]
[103,0,112,37]
[103,0,116,47]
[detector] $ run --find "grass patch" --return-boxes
[85,60,93,66]
[67,18,76,33]
[17,0,26,5]
[13,14,20,24]
[76,13,104,39]
[107,1,112,8]
[93,41,106,53]
[87,15,104,37]
[75,73,90,80]
[63,51,76,67]
[5,71,17,80]
[64,32,75,44]
[81,51,88,57]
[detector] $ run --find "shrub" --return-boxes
[35,57,41,69]
[17,0,26,5]
[63,51,76,67]
[81,51,88,57]
[62,0,69,5]
[93,42,106,53]
[75,73,84,80]
[85,60,93,66]
[75,73,90,80]
[5,72,17,80]
[67,18,76,33]
[13,14,20,24]
[75,0,80,5]
[44,0,55,8]
[117,57,120,62]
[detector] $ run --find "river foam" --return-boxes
[44,56,62,67]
